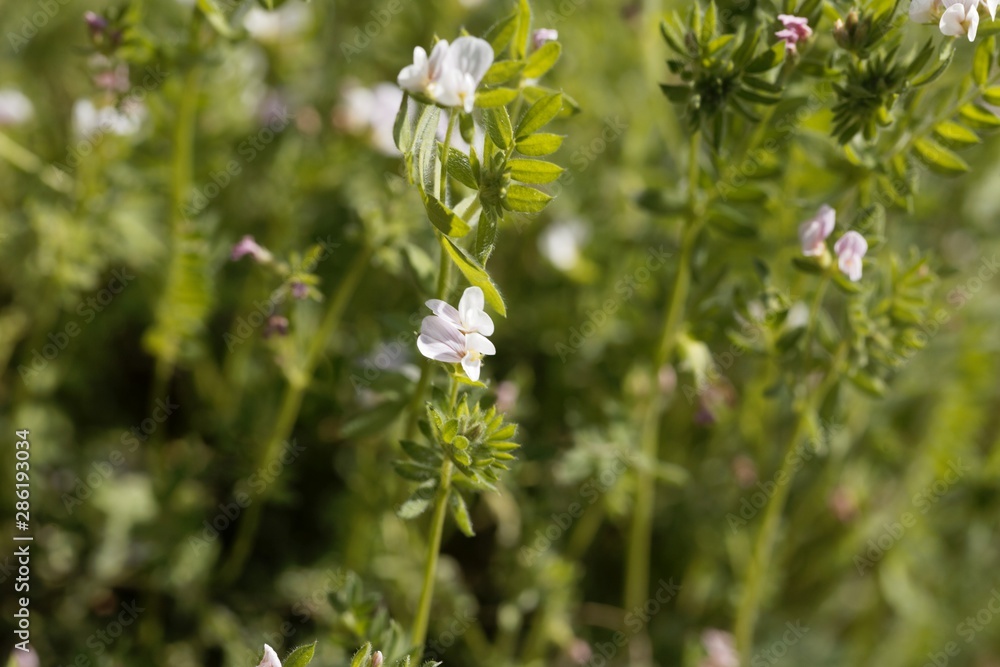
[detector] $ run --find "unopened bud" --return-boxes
[371,651,384,667]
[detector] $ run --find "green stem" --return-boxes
[405,236,453,439]
[411,374,459,657]
[221,245,372,582]
[733,343,848,663]
[440,110,458,202]
[624,131,702,654]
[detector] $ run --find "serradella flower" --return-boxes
[397,40,450,98]
[417,286,496,381]
[834,231,868,282]
[533,28,559,50]
[939,0,980,40]
[425,286,494,336]
[397,37,494,113]
[231,235,273,263]
[798,205,836,257]
[984,0,1000,20]
[433,37,495,113]
[257,645,281,667]
[775,14,813,54]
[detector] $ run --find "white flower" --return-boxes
[257,645,282,667]
[834,231,868,282]
[398,40,450,98]
[0,89,33,126]
[72,99,145,137]
[983,0,1000,20]
[434,37,494,113]
[397,37,494,114]
[335,81,404,156]
[798,204,836,257]
[243,3,311,42]
[538,220,588,271]
[910,0,946,22]
[940,0,980,40]
[417,286,496,381]
[426,286,494,336]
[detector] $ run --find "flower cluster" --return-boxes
[397,36,495,113]
[798,206,869,282]
[416,286,496,381]
[910,0,999,41]
[775,14,813,54]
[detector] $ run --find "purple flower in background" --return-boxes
[231,235,273,263]
[776,14,813,53]
[834,231,868,282]
[533,28,559,50]
[798,204,835,257]
[263,315,289,338]
[291,281,308,300]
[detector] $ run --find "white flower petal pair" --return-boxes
[834,231,868,282]
[911,0,994,40]
[398,37,495,113]
[416,286,496,381]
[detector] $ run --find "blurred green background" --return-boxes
[2,0,1000,665]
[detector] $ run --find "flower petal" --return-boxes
[461,352,482,381]
[258,645,282,667]
[446,36,495,85]
[417,334,464,362]
[426,299,462,327]
[466,332,496,356]
[465,309,494,336]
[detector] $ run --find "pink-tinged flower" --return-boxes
[699,629,739,667]
[776,14,813,53]
[263,315,289,338]
[798,204,836,257]
[425,286,494,336]
[940,0,980,40]
[257,645,282,667]
[291,281,308,299]
[0,89,33,126]
[834,231,868,282]
[371,651,384,667]
[231,235,273,263]
[417,287,496,381]
[532,28,559,50]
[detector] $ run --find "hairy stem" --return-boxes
[221,245,372,582]
[624,131,702,663]
[411,374,459,657]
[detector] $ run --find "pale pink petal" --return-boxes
[425,299,462,328]
[257,645,282,667]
